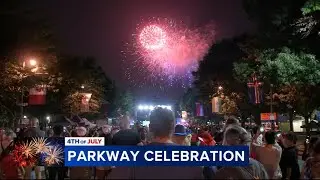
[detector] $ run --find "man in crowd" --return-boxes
[215,117,240,144]
[134,108,203,179]
[172,124,192,146]
[112,115,142,145]
[21,117,45,137]
[21,117,45,179]
[47,125,65,180]
[252,130,282,178]
[280,132,300,180]
[109,108,203,179]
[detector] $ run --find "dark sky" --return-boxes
[40,0,253,103]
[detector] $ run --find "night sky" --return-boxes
[38,0,253,103]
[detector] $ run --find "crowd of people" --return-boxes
[0,108,319,179]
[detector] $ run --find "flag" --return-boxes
[28,87,46,105]
[195,103,204,116]
[212,97,221,113]
[248,87,263,104]
[80,93,92,112]
[247,75,263,104]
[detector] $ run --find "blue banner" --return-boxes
[64,146,249,167]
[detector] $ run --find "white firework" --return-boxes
[45,146,63,165]
[20,141,35,158]
[31,137,51,154]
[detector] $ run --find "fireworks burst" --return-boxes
[31,137,51,154]
[123,17,214,90]
[12,138,63,166]
[45,146,63,165]
[20,141,35,159]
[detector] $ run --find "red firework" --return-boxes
[12,144,37,167]
[124,17,215,89]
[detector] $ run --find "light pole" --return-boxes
[270,84,276,130]
[19,59,37,125]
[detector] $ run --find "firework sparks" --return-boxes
[124,17,214,89]
[45,146,63,165]
[139,25,167,50]
[20,141,35,159]
[12,143,37,167]
[31,137,51,154]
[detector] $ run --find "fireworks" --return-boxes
[123,17,214,90]
[12,138,63,167]
[20,141,35,159]
[139,25,167,50]
[45,146,63,165]
[31,137,50,154]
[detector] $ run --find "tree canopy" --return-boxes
[0,1,117,126]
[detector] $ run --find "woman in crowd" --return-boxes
[0,129,24,179]
[214,125,269,179]
[301,139,320,179]
[302,137,319,161]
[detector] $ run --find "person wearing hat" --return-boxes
[172,124,192,146]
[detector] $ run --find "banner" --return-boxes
[195,103,204,116]
[64,145,249,167]
[260,113,277,121]
[28,87,46,105]
[212,97,221,113]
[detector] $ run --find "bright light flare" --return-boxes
[137,105,171,111]
[29,59,37,66]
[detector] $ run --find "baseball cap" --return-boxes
[174,124,191,136]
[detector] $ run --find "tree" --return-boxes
[243,0,305,47]
[178,88,197,115]
[49,56,114,116]
[0,1,56,126]
[234,47,320,133]
[296,0,320,37]
[193,35,251,116]
[113,90,134,116]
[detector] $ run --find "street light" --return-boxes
[22,58,37,68]
[81,85,85,89]
[29,59,37,66]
